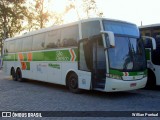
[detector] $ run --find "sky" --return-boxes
[97,0,160,26]
[53,0,160,26]
[26,0,160,27]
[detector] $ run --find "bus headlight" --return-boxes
[108,74,122,80]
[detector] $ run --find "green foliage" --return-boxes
[82,0,103,18]
[0,0,28,55]
[31,0,50,29]
[0,0,28,38]
[0,0,104,55]
[24,0,64,31]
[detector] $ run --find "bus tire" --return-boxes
[67,72,81,93]
[16,68,23,82]
[145,69,156,89]
[11,68,16,81]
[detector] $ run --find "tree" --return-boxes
[33,0,50,29]
[0,0,28,55]
[23,0,50,30]
[82,0,103,18]
[24,0,64,31]
[66,0,103,20]
[0,0,28,38]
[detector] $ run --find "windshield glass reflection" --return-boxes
[108,36,146,71]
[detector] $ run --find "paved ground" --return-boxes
[0,70,160,120]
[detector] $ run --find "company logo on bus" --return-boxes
[56,51,69,61]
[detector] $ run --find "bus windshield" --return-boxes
[108,36,146,71]
[103,20,139,37]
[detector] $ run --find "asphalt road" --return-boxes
[0,70,160,120]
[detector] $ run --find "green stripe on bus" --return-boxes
[3,54,15,61]
[129,70,147,76]
[26,62,30,70]
[44,50,71,61]
[109,69,147,76]
[23,53,28,61]
[15,54,18,61]
[3,48,78,62]
[32,52,44,61]
[109,69,123,76]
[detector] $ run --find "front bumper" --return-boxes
[104,77,147,92]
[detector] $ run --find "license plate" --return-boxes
[130,83,137,87]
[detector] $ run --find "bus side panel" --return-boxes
[78,70,91,90]
[30,62,48,81]
[47,62,62,84]
[61,62,78,85]
[62,62,92,90]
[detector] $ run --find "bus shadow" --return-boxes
[23,79,69,92]
[143,86,160,91]
[155,86,160,90]
[82,90,140,99]
[22,79,141,98]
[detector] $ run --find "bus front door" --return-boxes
[78,36,106,90]
[92,37,106,89]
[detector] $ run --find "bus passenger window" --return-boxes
[22,37,32,52]
[45,30,60,49]
[33,33,45,50]
[82,21,101,39]
[8,41,15,53]
[15,39,23,52]
[61,25,79,47]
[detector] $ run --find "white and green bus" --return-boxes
[140,24,160,88]
[3,18,148,93]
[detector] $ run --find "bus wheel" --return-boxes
[67,73,81,93]
[16,69,23,82]
[146,69,156,89]
[11,68,16,81]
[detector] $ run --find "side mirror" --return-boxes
[101,31,115,47]
[142,36,156,50]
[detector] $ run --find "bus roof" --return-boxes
[5,17,136,42]
[139,23,160,29]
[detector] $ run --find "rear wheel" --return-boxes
[11,68,16,81]
[67,73,81,93]
[16,69,23,82]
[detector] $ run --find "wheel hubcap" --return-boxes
[70,77,77,89]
